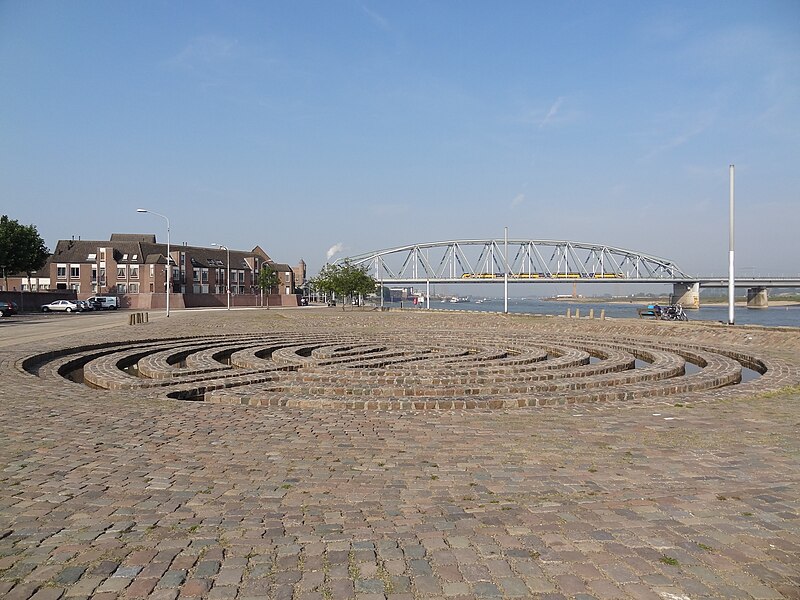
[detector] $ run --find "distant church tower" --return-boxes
[293,259,307,288]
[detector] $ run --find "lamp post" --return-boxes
[504,227,509,314]
[136,208,170,317]
[728,165,735,325]
[212,243,231,310]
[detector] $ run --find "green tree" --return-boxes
[310,261,376,308]
[0,215,49,289]
[258,264,280,306]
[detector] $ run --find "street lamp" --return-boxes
[212,243,230,310]
[136,208,171,317]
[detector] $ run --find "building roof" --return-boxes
[47,236,290,274]
[110,233,157,243]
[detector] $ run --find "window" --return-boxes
[117,265,126,278]
[57,264,67,278]
[70,283,80,292]
[91,267,97,282]
[193,284,201,294]
[132,254,137,260]
[128,282,139,294]
[70,265,80,278]
[193,268,199,282]
[87,253,96,261]
[99,248,106,260]
[122,253,128,261]
[201,268,208,283]
[99,267,106,284]
[129,265,139,279]
[150,264,155,277]
[116,283,127,294]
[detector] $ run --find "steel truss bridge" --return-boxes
[339,239,693,284]
[337,239,800,290]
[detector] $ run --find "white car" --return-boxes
[41,300,80,313]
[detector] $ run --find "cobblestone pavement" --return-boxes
[1,309,799,599]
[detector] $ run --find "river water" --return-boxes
[394,297,800,328]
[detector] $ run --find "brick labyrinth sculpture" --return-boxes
[20,329,775,409]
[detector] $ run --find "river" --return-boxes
[393,297,800,328]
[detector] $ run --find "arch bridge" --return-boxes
[335,239,799,308]
[339,239,692,284]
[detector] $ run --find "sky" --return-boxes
[1,1,799,281]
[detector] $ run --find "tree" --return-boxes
[310,261,376,308]
[258,264,280,306]
[0,216,49,289]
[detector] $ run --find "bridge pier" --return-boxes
[672,282,700,309]
[747,287,769,308]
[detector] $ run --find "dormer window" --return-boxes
[87,253,97,261]
[122,253,128,261]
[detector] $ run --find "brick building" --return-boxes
[5,234,305,310]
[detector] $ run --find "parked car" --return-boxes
[0,300,19,316]
[76,300,93,312]
[0,300,19,317]
[41,300,80,313]
[299,297,308,306]
[86,296,119,310]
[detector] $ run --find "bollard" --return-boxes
[600,309,605,320]
[129,312,149,325]
[589,308,594,319]
[575,308,580,318]
[566,308,571,318]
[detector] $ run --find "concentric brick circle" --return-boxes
[19,328,772,409]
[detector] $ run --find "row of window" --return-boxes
[190,268,247,283]
[57,264,140,279]
[55,261,289,291]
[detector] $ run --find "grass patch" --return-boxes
[347,551,360,580]
[659,555,679,566]
[697,543,714,552]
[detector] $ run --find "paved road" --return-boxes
[0,310,798,599]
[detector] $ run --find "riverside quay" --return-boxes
[1,307,799,599]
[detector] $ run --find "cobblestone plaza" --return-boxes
[1,308,798,599]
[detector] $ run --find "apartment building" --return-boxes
[28,233,304,309]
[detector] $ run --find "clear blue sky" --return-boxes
[2,1,798,278]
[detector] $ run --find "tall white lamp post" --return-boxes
[504,227,509,314]
[137,208,171,317]
[212,243,231,310]
[728,165,735,325]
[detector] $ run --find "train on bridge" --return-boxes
[461,272,624,279]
